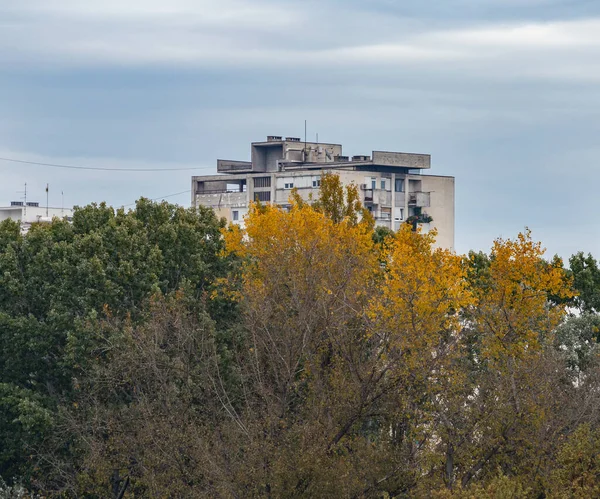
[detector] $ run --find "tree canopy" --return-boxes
[2,178,600,498]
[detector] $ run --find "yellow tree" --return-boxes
[221,194,476,495]
[475,230,570,361]
[366,225,475,493]
[221,195,388,496]
[311,172,374,227]
[421,230,576,492]
[220,187,577,496]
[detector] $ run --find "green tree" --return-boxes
[0,199,228,486]
[311,172,374,227]
[569,252,600,312]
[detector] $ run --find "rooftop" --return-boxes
[213,136,431,175]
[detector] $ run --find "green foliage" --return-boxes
[372,225,394,245]
[6,189,600,497]
[549,424,600,498]
[0,199,229,485]
[569,252,600,312]
[312,172,374,227]
[406,212,433,228]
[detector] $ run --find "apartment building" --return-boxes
[192,136,455,249]
[0,201,74,233]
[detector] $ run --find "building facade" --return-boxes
[192,136,455,249]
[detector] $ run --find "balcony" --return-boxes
[361,186,391,206]
[195,191,248,208]
[408,191,430,208]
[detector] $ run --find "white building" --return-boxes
[192,136,455,249]
[0,202,74,233]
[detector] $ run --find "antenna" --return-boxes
[17,182,28,218]
[304,120,307,163]
[61,191,64,215]
[46,184,49,217]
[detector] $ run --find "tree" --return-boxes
[569,252,600,313]
[0,199,228,486]
[415,231,575,493]
[219,198,474,496]
[307,172,374,228]
[548,424,600,498]
[6,186,600,497]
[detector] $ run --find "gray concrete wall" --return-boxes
[372,151,431,169]
[217,160,252,173]
[266,147,282,171]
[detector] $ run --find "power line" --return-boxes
[0,156,213,172]
[122,190,192,207]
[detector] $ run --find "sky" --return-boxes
[1,0,600,258]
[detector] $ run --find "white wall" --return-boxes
[420,176,455,250]
[0,206,73,223]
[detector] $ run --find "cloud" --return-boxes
[3,0,600,259]
[2,1,600,83]
[11,0,298,28]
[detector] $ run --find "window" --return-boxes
[254,176,271,188]
[312,178,321,187]
[395,179,404,192]
[254,191,271,202]
[232,210,239,221]
[371,178,376,190]
[284,182,294,189]
[381,179,386,190]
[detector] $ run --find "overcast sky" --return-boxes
[1,0,600,258]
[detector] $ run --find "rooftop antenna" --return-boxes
[61,191,64,215]
[304,120,307,163]
[45,184,49,217]
[17,182,27,218]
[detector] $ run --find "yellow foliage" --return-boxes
[215,176,579,497]
[222,198,377,309]
[368,224,474,376]
[473,229,573,361]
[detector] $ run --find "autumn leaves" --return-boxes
[213,174,582,495]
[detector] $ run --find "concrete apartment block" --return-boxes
[192,136,455,249]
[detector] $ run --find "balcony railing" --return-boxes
[196,188,246,195]
[408,191,430,207]
[361,189,392,206]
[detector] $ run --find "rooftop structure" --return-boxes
[0,202,74,234]
[192,135,454,249]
